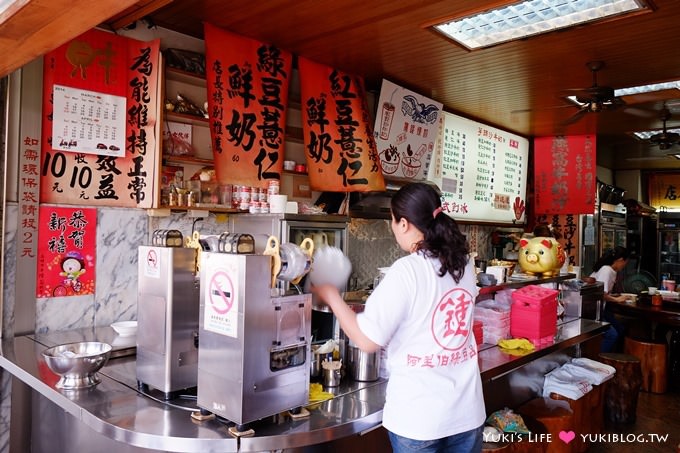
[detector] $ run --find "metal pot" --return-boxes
[346,345,380,382]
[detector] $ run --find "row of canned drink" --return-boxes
[231,180,280,210]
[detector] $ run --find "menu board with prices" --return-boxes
[433,111,529,224]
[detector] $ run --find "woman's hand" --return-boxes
[310,283,343,309]
[310,283,381,353]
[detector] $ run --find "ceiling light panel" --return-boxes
[633,129,680,140]
[432,0,650,50]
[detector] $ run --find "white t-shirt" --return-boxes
[590,265,617,293]
[357,252,486,440]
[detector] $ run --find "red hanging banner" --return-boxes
[36,206,97,298]
[533,135,596,215]
[298,57,385,192]
[204,23,292,188]
[40,29,161,207]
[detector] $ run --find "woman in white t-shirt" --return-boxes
[313,183,485,453]
[590,246,630,352]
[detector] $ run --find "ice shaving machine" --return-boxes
[197,251,311,427]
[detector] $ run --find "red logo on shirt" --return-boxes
[430,288,473,351]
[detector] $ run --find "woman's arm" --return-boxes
[311,284,381,353]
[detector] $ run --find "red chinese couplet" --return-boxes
[298,57,385,192]
[40,29,160,207]
[36,206,97,298]
[204,23,292,188]
[533,135,596,215]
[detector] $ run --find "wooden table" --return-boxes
[607,297,680,388]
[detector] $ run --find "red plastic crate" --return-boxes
[473,320,484,346]
[510,286,558,339]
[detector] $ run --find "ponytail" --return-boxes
[391,183,469,283]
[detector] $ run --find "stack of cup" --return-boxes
[269,194,288,213]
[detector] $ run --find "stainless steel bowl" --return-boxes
[42,341,112,389]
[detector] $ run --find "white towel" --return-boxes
[542,367,593,400]
[568,358,616,385]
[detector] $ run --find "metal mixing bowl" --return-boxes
[42,341,112,389]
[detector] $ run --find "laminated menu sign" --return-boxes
[433,111,529,224]
[374,79,442,180]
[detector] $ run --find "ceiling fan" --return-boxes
[649,107,680,150]
[559,61,627,125]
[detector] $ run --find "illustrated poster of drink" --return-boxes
[373,79,442,181]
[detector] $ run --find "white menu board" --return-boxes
[52,84,126,157]
[374,79,442,180]
[429,111,529,224]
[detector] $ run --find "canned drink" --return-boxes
[267,180,280,196]
[249,201,261,214]
[168,192,177,206]
[239,201,250,211]
[240,186,252,203]
[260,202,269,214]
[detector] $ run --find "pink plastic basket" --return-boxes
[510,286,558,339]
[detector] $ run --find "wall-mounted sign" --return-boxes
[649,172,680,210]
[374,79,442,181]
[430,111,529,224]
[40,28,161,208]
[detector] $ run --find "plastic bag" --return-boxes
[164,48,206,76]
[486,408,530,434]
[163,134,195,156]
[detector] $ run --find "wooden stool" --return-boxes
[624,336,668,393]
[598,352,642,424]
[550,384,604,453]
[516,397,574,453]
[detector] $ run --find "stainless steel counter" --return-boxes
[0,318,608,452]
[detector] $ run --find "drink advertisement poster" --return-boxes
[374,79,442,181]
[36,206,97,298]
[298,57,384,192]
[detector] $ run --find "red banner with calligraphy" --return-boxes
[298,57,385,192]
[204,23,292,188]
[36,206,97,298]
[648,172,680,209]
[533,135,595,215]
[40,29,160,207]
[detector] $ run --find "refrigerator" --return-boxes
[657,212,680,283]
[599,203,627,255]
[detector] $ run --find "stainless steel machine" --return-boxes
[136,244,200,399]
[197,251,312,428]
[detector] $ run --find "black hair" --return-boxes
[390,182,468,283]
[592,246,629,272]
[533,223,562,240]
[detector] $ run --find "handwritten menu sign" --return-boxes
[374,79,442,180]
[431,111,529,224]
[52,85,126,157]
